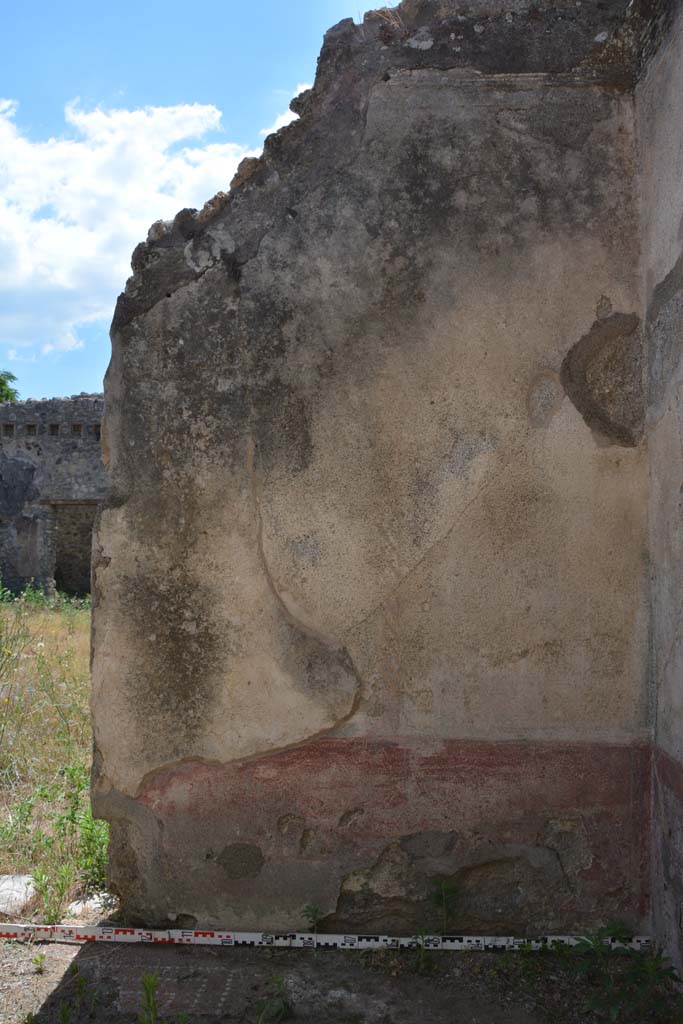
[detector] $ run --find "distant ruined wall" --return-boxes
[0,395,107,594]
[93,1,678,936]
[637,5,683,969]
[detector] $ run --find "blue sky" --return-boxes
[1,0,386,399]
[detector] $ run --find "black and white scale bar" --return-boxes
[0,923,652,952]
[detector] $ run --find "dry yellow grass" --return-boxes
[0,595,106,920]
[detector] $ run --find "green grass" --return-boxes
[0,587,108,923]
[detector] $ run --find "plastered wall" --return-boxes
[92,0,665,934]
[637,4,683,967]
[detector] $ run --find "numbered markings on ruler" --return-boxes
[0,923,653,952]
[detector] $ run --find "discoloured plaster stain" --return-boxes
[216,843,265,880]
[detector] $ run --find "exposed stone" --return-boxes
[0,395,107,594]
[561,313,644,446]
[0,875,34,915]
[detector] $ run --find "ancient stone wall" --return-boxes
[636,4,683,969]
[0,394,107,594]
[93,0,679,939]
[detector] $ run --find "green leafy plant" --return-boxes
[567,925,683,1023]
[32,863,75,923]
[75,972,88,1010]
[413,929,434,975]
[302,902,322,941]
[256,976,293,1023]
[31,951,46,974]
[0,369,19,402]
[139,973,160,1024]
[430,878,458,933]
[58,1002,72,1024]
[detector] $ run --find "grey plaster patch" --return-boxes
[445,433,496,478]
[647,248,683,419]
[528,371,564,428]
[405,28,434,49]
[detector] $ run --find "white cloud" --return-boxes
[0,99,259,361]
[259,83,312,137]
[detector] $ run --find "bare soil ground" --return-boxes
[6,930,683,1024]
[0,936,570,1024]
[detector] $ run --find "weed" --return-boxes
[31,951,46,974]
[302,902,322,928]
[58,1002,72,1024]
[75,971,88,1010]
[33,864,76,923]
[302,902,322,943]
[256,976,293,1023]
[0,579,92,612]
[413,929,434,975]
[374,5,404,30]
[567,931,683,1022]
[430,878,458,933]
[139,973,160,1024]
[0,601,109,921]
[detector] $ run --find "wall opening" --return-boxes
[50,501,98,595]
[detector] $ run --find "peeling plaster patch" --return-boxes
[183,239,215,273]
[277,814,305,836]
[405,28,434,49]
[561,312,644,446]
[544,817,593,883]
[596,294,613,320]
[338,807,365,828]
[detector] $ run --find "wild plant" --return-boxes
[302,902,322,940]
[0,600,108,920]
[566,924,683,1022]
[138,973,160,1024]
[430,878,458,933]
[58,1002,72,1024]
[375,5,404,30]
[256,976,293,1023]
[32,863,76,923]
[413,929,434,975]
[31,952,46,974]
